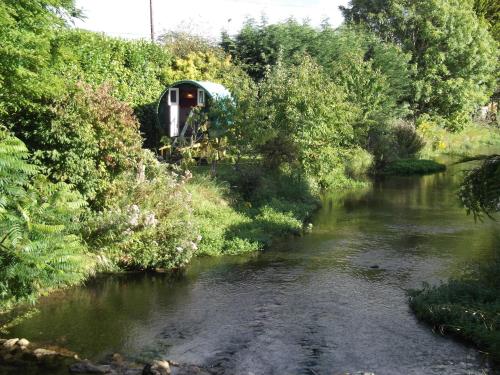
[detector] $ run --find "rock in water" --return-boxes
[143,360,171,375]
[33,348,58,359]
[17,338,30,348]
[69,359,113,373]
[2,338,19,350]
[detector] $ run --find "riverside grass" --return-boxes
[410,262,500,361]
[381,159,446,175]
[188,164,320,256]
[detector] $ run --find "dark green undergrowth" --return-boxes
[381,159,446,175]
[188,164,320,256]
[410,257,500,361]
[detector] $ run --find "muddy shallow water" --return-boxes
[6,164,500,374]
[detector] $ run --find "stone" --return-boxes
[370,265,379,269]
[69,359,113,373]
[17,338,30,348]
[111,352,125,365]
[33,348,58,359]
[2,338,19,350]
[143,360,171,375]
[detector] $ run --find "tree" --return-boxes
[473,0,500,42]
[0,0,79,115]
[221,18,319,81]
[459,155,500,220]
[341,0,498,128]
[248,57,355,188]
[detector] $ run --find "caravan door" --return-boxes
[168,88,179,137]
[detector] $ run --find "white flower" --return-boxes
[128,204,140,227]
[196,235,203,242]
[189,241,198,251]
[176,246,184,253]
[144,212,158,227]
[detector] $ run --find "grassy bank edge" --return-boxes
[409,277,500,362]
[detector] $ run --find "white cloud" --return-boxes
[73,0,349,40]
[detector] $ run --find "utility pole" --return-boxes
[149,0,155,42]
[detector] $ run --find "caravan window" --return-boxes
[197,89,205,106]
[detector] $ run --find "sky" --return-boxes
[73,0,349,41]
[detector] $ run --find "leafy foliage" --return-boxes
[459,155,500,220]
[189,165,318,256]
[246,57,356,188]
[0,129,92,312]
[410,254,500,361]
[341,0,498,128]
[82,155,200,270]
[26,83,143,207]
[382,159,446,175]
[0,0,79,115]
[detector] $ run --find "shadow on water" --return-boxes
[4,164,500,375]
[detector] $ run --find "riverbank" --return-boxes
[3,166,494,374]
[410,259,500,363]
[187,164,321,256]
[0,162,321,329]
[0,336,211,375]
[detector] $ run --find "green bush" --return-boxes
[344,147,374,179]
[188,166,319,256]
[248,57,356,189]
[459,155,500,220]
[0,129,92,312]
[29,83,143,207]
[410,271,500,360]
[391,121,426,158]
[82,152,200,270]
[187,175,259,256]
[382,159,446,175]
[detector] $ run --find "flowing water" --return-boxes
[5,164,500,374]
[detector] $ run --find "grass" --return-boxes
[381,159,446,175]
[187,164,320,256]
[410,256,500,361]
[418,121,500,159]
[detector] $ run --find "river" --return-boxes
[5,164,499,374]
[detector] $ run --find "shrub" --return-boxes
[29,83,143,207]
[368,120,425,170]
[0,129,92,312]
[344,147,373,179]
[187,175,259,256]
[82,152,199,270]
[248,57,355,189]
[382,159,446,175]
[392,121,426,158]
[188,166,319,256]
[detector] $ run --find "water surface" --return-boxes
[7,165,499,374]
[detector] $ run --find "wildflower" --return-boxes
[144,212,158,227]
[176,246,184,253]
[128,204,140,226]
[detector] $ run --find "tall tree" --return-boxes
[341,0,498,129]
[0,0,79,115]
[473,0,500,42]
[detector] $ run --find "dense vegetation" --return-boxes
[0,1,499,355]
